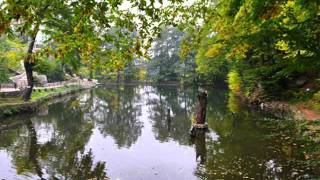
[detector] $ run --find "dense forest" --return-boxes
[1,0,320,106]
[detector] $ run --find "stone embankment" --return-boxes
[0,79,98,118]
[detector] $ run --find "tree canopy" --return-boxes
[176,0,320,100]
[0,0,319,101]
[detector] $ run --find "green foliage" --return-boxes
[227,70,241,93]
[146,28,184,82]
[145,27,197,83]
[0,0,182,96]
[305,91,320,110]
[0,0,319,102]
[34,57,64,82]
[0,36,26,83]
[2,107,19,116]
[178,0,320,100]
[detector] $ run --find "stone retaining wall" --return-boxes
[0,86,89,118]
[0,90,21,97]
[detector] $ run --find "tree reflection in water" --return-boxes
[1,86,319,179]
[92,86,143,148]
[195,89,320,179]
[0,99,108,179]
[147,85,197,145]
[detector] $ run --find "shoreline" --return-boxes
[0,85,91,118]
[2,82,319,122]
[99,81,227,88]
[246,99,320,121]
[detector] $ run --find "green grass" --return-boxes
[0,85,80,105]
[31,85,80,101]
[0,97,23,104]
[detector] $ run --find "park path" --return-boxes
[0,88,19,92]
[0,80,94,93]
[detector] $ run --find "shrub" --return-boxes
[34,57,64,82]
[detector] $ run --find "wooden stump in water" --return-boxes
[196,91,207,124]
[190,91,208,136]
[167,108,171,131]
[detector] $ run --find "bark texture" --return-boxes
[23,32,37,101]
[196,91,208,124]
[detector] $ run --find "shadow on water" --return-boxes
[0,85,319,179]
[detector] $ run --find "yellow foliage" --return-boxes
[275,40,290,52]
[227,92,240,113]
[179,39,191,60]
[228,70,241,93]
[234,5,247,23]
[283,17,290,24]
[5,51,18,59]
[138,68,147,81]
[281,0,296,15]
[205,43,223,58]
[286,1,295,8]
[227,43,250,61]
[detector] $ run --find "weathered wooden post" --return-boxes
[196,91,207,124]
[191,91,208,134]
[167,108,171,131]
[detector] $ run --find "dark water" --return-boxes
[0,86,319,179]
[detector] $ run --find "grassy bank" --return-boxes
[0,85,86,118]
[30,86,78,101]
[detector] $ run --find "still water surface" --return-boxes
[0,85,319,179]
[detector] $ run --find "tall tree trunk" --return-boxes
[23,29,38,101]
[23,5,50,101]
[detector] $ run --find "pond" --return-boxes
[0,85,319,179]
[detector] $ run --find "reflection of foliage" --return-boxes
[93,86,143,148]
[1,86,320,179]
[66,150,107,180]
[147,86,197,145]
[198,112,320,179]
[32,100,98,178]
[227,92,241,114]
[0,118,25,149]
[0,99,107,179]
